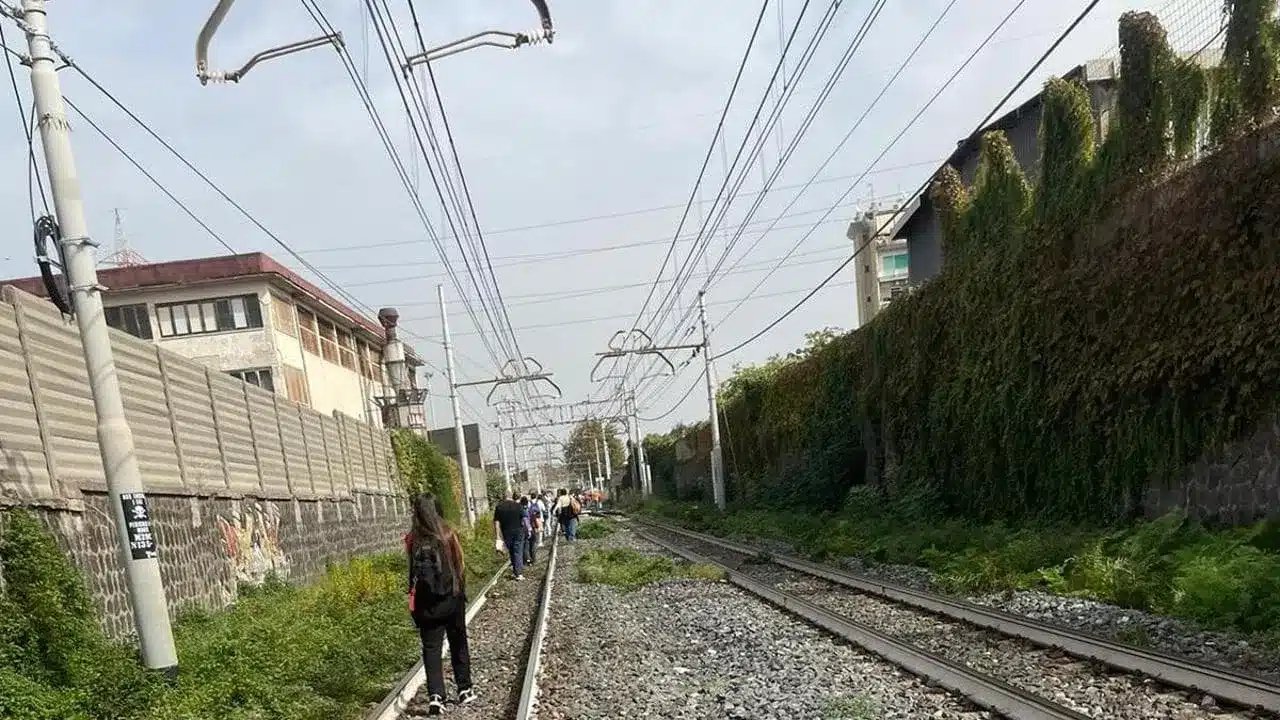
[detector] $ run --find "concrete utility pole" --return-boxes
[438,284,476,526]
[593,433,604,489]
[497,426,513,498]
[699,292,726,510]
[18,0,178,674]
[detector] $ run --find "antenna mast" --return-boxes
[101,208,148,267]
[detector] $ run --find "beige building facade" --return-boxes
[3,252,423,425]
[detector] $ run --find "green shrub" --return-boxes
[577,548,722,588]
[575,520,615,539]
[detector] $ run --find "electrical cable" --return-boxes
[705,0,960,318]
[714,0,1104,361]
[0,21,48,220]
[301,161,940,257]
[62,96,236,254]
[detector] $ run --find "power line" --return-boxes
[638,367,704,422]
[642,0,885,353]
[715,0,1105,361]
[299,160,939,257]
[400,280,854,338]
[384,246,848,310]
[62,96,236,254]
[0,23,48,219]
[707,0,960,322]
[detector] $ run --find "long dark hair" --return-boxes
[410,493,461,594]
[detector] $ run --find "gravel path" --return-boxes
[652,529,1268,720]
[837,552,1280,681]
[535,520,987,720]
[401,546,549,720]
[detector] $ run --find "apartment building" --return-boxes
[2,252,423,425]
[848,198,917,327]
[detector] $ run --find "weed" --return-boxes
[575,520,615,540]
[577,548,723,588]
[822,695,879,719]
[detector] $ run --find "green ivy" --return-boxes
[665,8,1280,526]
[1213,0,1280,141]
[1170,57,1208,159]
[390,429,463,524]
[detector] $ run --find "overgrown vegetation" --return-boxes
[391,428,463,524]
[639,498,1280,647]
[577,548,723,589]
[575,519,615,540]
[0,501,503,720]
[649,4,1280,526]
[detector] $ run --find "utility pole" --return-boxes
[17,0,178,674]
[699,292,725,510]
[438,284,476,526]
[593,433,604,490]
[497,425,513,498]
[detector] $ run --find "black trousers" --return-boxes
[414,596,472,698]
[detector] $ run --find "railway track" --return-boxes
[630,516,1280,720]
[368,533,560,720]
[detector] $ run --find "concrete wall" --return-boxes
[0,286,405,638]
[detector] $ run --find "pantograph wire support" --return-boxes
[589,328,695,383]
[457,356,562,406]
[195,0,342,85]
[402,0,556,68]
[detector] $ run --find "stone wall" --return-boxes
[3,491,406,639]
[1144,412,1280,526]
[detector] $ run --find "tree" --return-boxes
[564,420,625,481]
[485,467,508,505]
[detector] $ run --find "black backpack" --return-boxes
[410,537,454,605]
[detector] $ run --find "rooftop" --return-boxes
[1,251,422,363]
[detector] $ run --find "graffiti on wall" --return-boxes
[217,502,290,585]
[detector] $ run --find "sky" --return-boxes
[0,0,1222,464]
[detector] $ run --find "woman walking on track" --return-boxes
[406,494,477,716]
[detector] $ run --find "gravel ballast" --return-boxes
[535,520,987,720]
[654,529,1270,720]
[400,548,549,720]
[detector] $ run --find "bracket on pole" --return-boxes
[196,0,342,85]
[402,0,555,68]
[590,329,699,383]
[456,356,562,405]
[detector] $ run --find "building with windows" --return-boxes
[1,252,425,425]
[848,198,917,327]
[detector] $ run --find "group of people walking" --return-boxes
[402,488,590,715]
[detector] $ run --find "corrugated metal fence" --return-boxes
[0,286,398,506]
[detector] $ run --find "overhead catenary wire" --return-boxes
[713,0,1105,361]
[0,22,48,220]
[600,0,830,417]
[635,0,889,378]
[300,160,940,257]
[706,0,961,319]
[627,0,893,411]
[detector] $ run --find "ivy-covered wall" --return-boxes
[652,7,1280,526]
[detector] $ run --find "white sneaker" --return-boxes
[458,688,477,705]
[426,694,445,715]
[514,574,525,581]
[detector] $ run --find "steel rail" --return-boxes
[515,533,561,720]
[638,517,1280,713]
[632,526,1089,720]
[368,564,507,720]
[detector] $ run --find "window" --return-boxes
[104,303,153,340]
[270,295,296,337]
[318,320,339,363]
[337,331,357,370]
[155,295,263,338]
[297,308,319,354]
[282,365,310,407]
[229,367,275,392]
[881,252,908,276]
[357,341,374,380]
